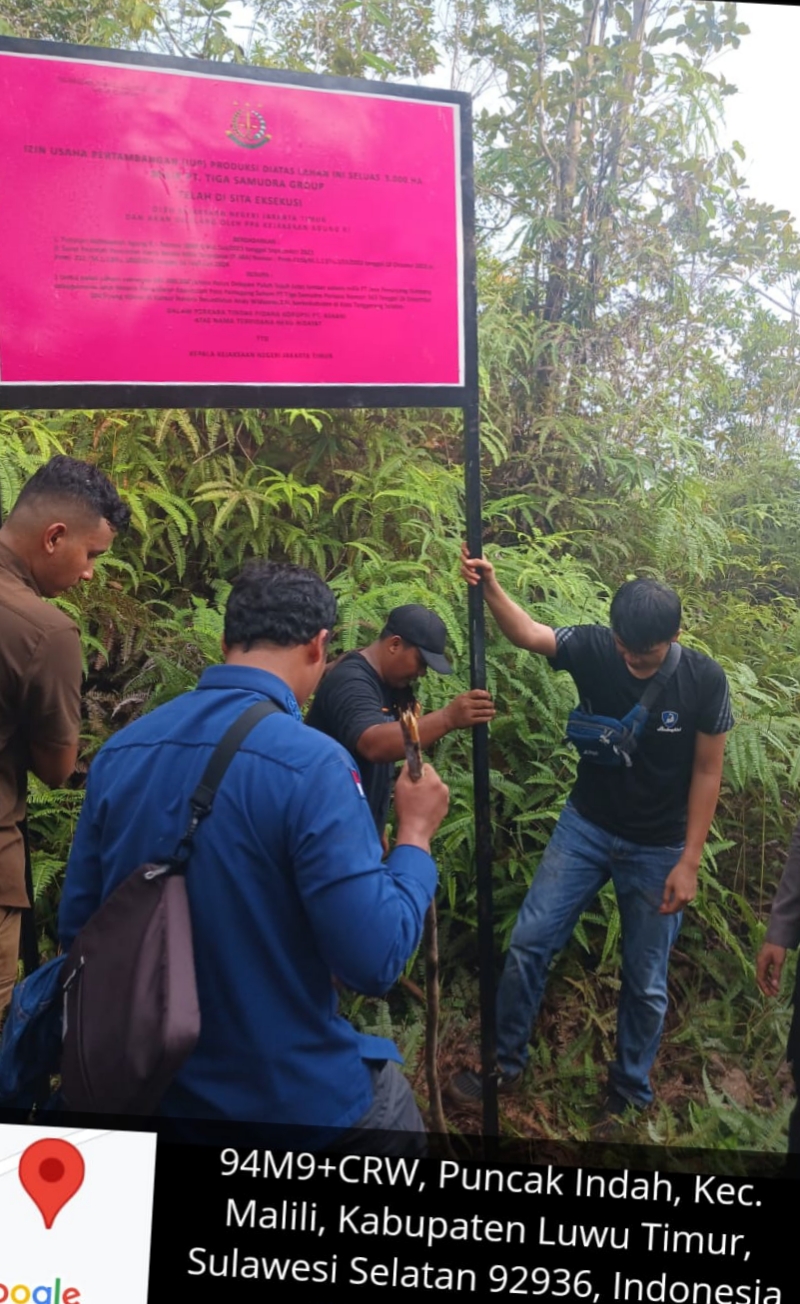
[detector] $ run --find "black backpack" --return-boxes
[59,699,282,1115]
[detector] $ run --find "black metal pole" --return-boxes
[463,399,498,1142]
[459,93,497,1142]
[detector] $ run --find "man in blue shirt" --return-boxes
[58,561,449,1151]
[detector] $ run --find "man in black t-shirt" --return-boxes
[449,546,733,1127]
[306,605,495,841]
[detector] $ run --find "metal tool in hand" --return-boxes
[398,701,452,1150]
[399,704,423,781]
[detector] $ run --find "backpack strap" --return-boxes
[615,643,682,767]
[171,699,284,864]
[637,642,682,713]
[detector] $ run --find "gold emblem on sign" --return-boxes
[227,103,271,149]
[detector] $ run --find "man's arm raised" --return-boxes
[356,690,495,764]
[461,542,557,657]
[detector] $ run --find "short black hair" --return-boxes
[610,579,681,653]
[11,455,131,532]
[224,560,337,651]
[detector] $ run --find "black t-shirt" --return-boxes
[305,652,415,835]
[549,626,734,846]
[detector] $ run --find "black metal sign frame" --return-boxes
[0,35,476,412]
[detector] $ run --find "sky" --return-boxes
[710,3,800,225]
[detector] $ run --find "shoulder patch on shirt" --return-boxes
[351,769,366,798]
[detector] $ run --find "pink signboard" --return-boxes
[0,40,471,404]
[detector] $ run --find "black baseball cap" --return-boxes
[385,605,453,675]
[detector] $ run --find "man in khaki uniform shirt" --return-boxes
[0,455,129,1011]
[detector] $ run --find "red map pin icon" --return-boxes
[19,1139,85,1229]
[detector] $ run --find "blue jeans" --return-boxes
[496,802,684,1106]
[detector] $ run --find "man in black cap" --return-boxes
[306,605,495,842]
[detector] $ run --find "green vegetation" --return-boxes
[3,0,800,1148]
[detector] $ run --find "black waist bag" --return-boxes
[59,699,282,1116]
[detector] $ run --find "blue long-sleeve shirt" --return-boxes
[58,665,437,1143]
